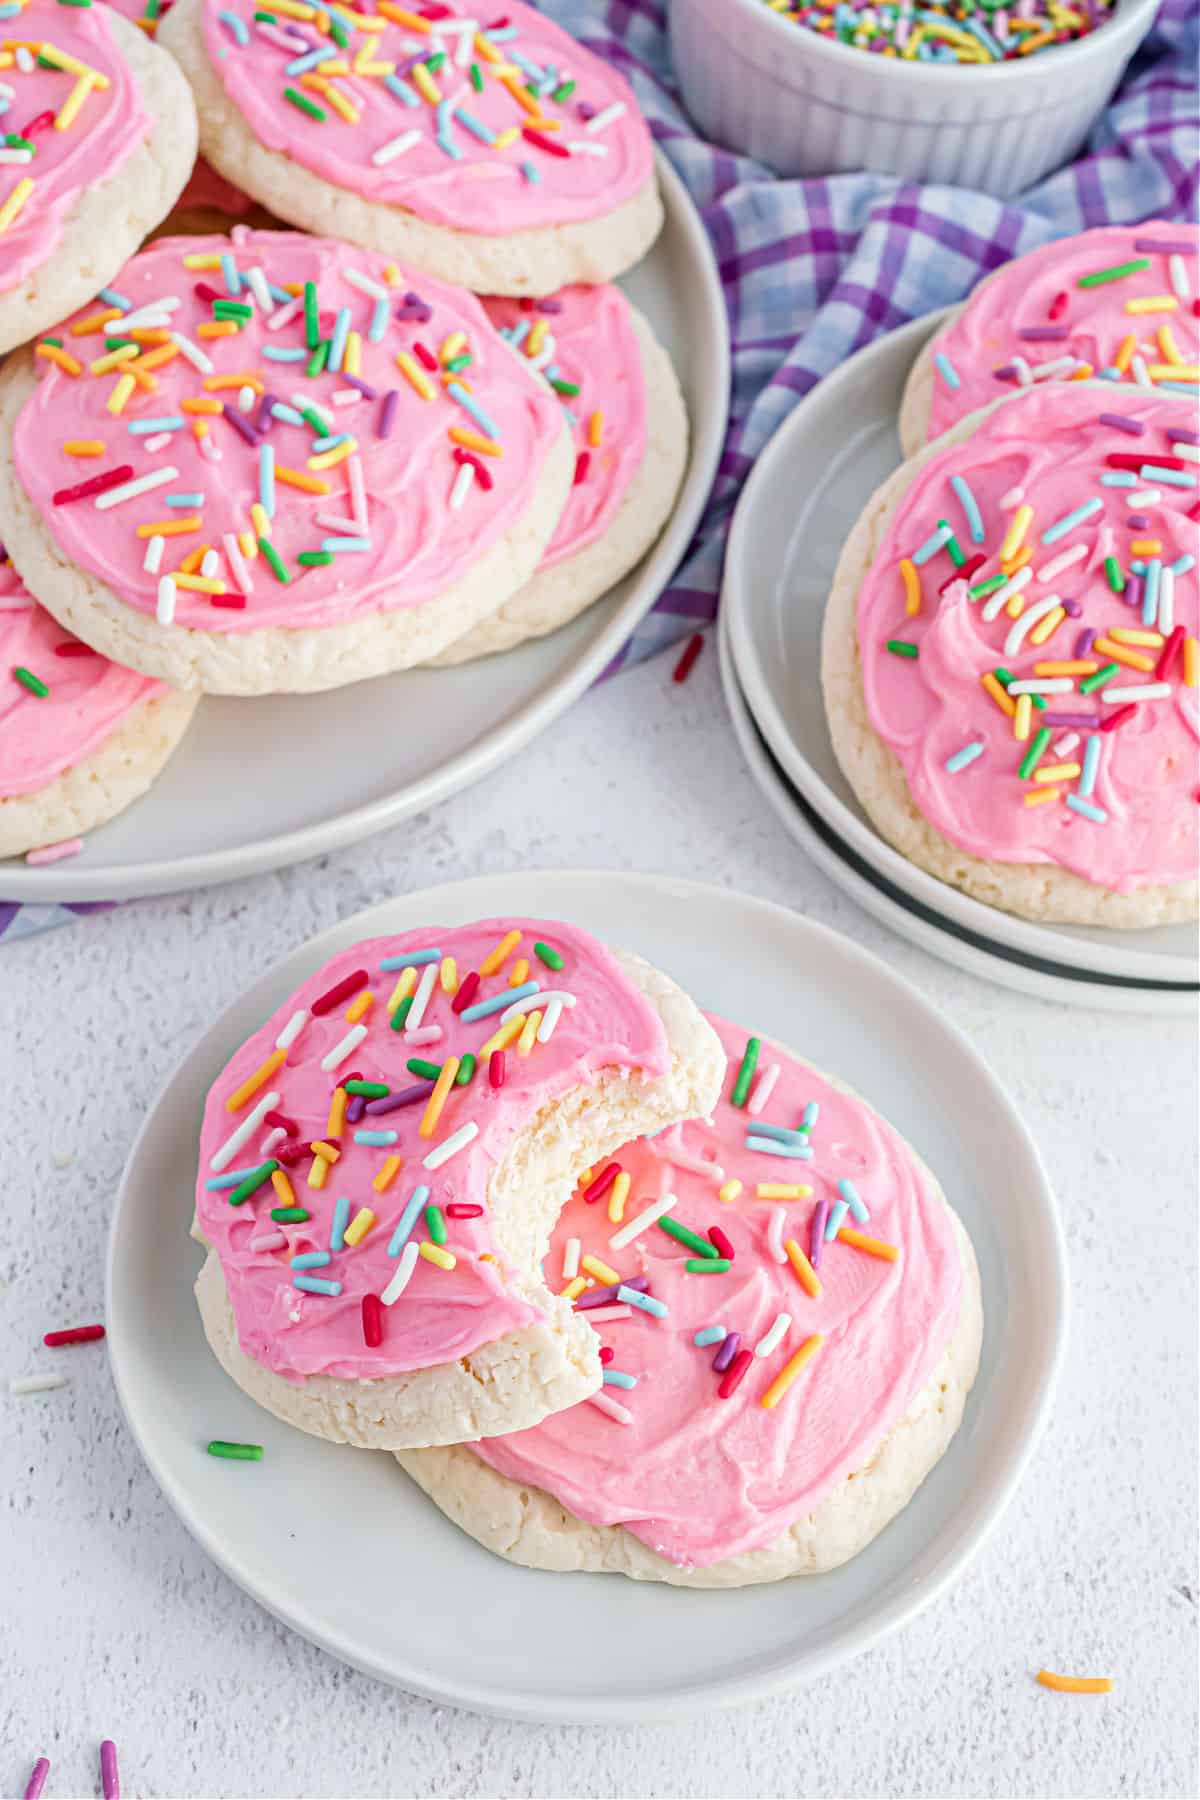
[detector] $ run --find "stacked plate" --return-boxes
[720,316,1199,1016]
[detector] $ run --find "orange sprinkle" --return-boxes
[783,1237,822,1298]
[1184,637,1198,688]
[1129,538,1163,557]
[760,1334,823,1409]
[1024,787,1062,808]
[1093,636,1155,673]
[197,321,240,340]
[36,344,81,376]
[449,426,501,457]
[345,989,374,1024]
[587,410,604,448]
[182,397,223,414]
[203,373,265,393]
[225,1047,287,1112]
[178,547,208,576]
[62,439,105,456]
[480,928,521,976]
[372,1154,404,1193]
[270,1169,295,1207]
[135,517,200,538]
[1033,661,1099,676]
[68,307,122,337]
[981,672,1016,718]
[1001,546,1034,577]
[309,1140,340,1165]
[1036,1671,1113,1695]
[899,557,921,616]
[327,1086,347,1138]
[836,1227,900,1262]
[1113,333,1138,373]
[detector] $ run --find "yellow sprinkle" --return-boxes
[1108,629,1163,647]
[981,672,1016,718]
[270,1169,295,1207]
[1184,637,1198,688]
[480,928,522,976]
[449,426,501,457]
[373,1154,404,1193]
[258,0,316,16]
[480,1014,525,1057]
[387,967,417,1013]
[577,1168,594,1190]
[192,420,209,442]
[999,503,1033,565]
[761,1334,823,1409]
[1029,605,1066,648]
[1033,761,1082,785]
[1024,787,1062,808]
[225,1047,288,1112]
[419,1056,460,1140]
[898,556,921,616]
[106,374,136,416]
[783,1238,822,1299]
[135,516,200,538]
[1013,692,1033,742]
[36,345,82,377]
[440,332,467,365]
[172,574,227,595]
[837,1226,900,1261]
[1113,332,1137,373]
[327,1087,348,1137]
[1036,1671,1113,1695]
[1093,636,1155,672]
[411,61,441,103]
[757,1183,813,1199]
[1147,363,1200,380]
[275,465,331,495]
[1157,323,1184,364]
[250,502,272,542]
[309,1140,340,1164]
[1123,295,1177,314]
[420,1241,457,1271]
[63,439,105,456]
[307,439,357,472]
[238,530,257,559]
[491,126,520,150]
[719,1179,743,1204]
[307,1153,330,1190]
[344,330,362,378]
[560,1275,587,1301]
[344,1207,377,1248]
[382,263,402,287]
[345,989,374,1024]
[587,410,604,448]
[508,958,530,988]
[517,1010,542,1056]
[325,82,361,124]
[38,44,110,86]
[183,253,224,270]
[607,1171,631,1225]
[439,956,458,995]
[89,344,139,376]
[69,307,122,337]
[581,1253,621,1286]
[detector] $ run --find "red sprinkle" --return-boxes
[453,446,494,491]
[582,1162,621,1204]
[572,450,591,486]
[273,1140,312,1167]
[310,968,368,1015]
[1105,452,1186,471]
[413,340,439,371]
[672,632,704,684]
[22,110,55,136]
[210,593,247,609]
[488,1050,506,1089]
[52,465,133,506]
[717,1348,753,1400]
[599,1346,615,1366]
[194,282,222,303]
[1100,702,1137,733]
[1156,624,1185,681]
[43,1325,105,1348]
[264,1110,299,1133]
[451,969,480,1014]
[708,1225,735,1261]
[523,126,568,158]
[446,1203,483,1218]
[1048,289,1069,321]
[54,641,98,658]
[940,552,985,594]
[361,1293,383,1348]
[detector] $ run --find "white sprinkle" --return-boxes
[1131,353,1152,389]
[293,393,332,432]
[315,512,360,535]
[422,1121,479,1170]
[260,1127,286,1156]
[275,1008,309,1051]
[565,140,608,156]
[10,1373,70,1396]
[201,549,221,580]
[1031,355,1075,382]
[267,296,304,332]
[1175,444,1200,465]
[143,534,165,575]
[332,389,362,408]
[1158,567,1175,635]
[587,1390,633,1425]
[562,1236,581,1281]
[766,1206,787,1264]
[320,1023,368,1071]
[754,1312,791,1358]
[237,384,256,414]
[657,1142,726,1182]
[608,1193,677,1253]
[121,295,180,330]
[249,1228,288,1252]
[584,100,626,133]
[170,331,214,375]
[1127,487,1163,506]
[14,45,33,71]
[210,1091,280,1171]
[381,1241,420,1306]
[1169,253,1191,302]
[746,1063,780,1117]
[500,987,577,1025]
[245,266,273,313]
[404,1024,443,1046]
[537,997,563,1043]
[0,148,32,164]
[198,436,221,464]
[1012,355,1033,387]
[343,267,389,301]
[1052,732,1080,759]
[406,961,439,1033]
[373,129,422,166]
[999,485,1026,510]
[449,460,474,510]
[1037,542,1088,584]
[95,465,178,511]
[981,564,1032,621]
[347,453,369,532]
[1004,592,1063,657]
[155,576,177,626]
[1100,681,1172,704]
[142,432,172,454]
[1006,678,1074,695]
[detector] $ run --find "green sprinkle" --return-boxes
[658,1216,720,1258]
[1079,661,1120,694]
[550,79,576,101]
[425,1204,447,1246]
[56,0,94,8]
[103,337,137,351]
[426,50,446,71]
[968,574,1007,599]
[259,538,290,584]
[456,1053,476,1087]
[995,667,1045,710]
[444,354,472,374]
[207,1440,263,1461]
[296,550,334,567]
[686,1257,732,1273]
[937,519,966,568]
[213,300,253,321]
[533,941,563,971]
[885,639,919,659]
[228,1160,278,1206]
[731,1035,760,1106]
[407,1058,442,1081]
[146,0,162,18]
[12,666,49,698]
[4,137,34,151]
[469,61,483,91]
[283,85,327,121]
[270,1206,310,1223]
[306,341,329,378]
[390,995,414,1033]
[303,280,319,351]
[301,405,329,435]
[1077,257,1151,289]
[40,336,62,349]
[345,1079,388,1097]
[550,379,581,397]
[1104,555,1126,594]
[1017,727,1052,782]
[329,11,349,46]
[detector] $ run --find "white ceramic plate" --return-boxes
[107,870,1066,1723]
[723,313,1198,990]
[3,152,729,905]
[720,610,1199,1017]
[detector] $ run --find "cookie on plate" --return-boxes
[158,0,662,297]
[0,555,195,860]
[430,284,688,664]
[193,919,724,1451]
[0,229,573,694]
[398,1010,982,1587]
[823,383,1199,929]
[0,0,197,357]
[900,223,1200,456]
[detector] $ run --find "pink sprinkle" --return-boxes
[766,1207,787,1264]
[583,1304,632,1323]
[746,1061,780,1117]
[23,1759,50,1800]
[587,1390,633,1425]
[100,1740,119,1800]
[25,837,83,866]
[249,1229,288,1252]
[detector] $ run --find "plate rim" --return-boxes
[719,608,1200,1017]
[106,867,1069,1723]
[722,314,1198,989]
[3,149,730,906]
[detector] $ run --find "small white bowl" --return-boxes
[669,0,1160,196]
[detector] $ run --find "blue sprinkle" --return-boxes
[748,1122,807,1145]
[944,740,984,773]
[321,536,372,553]
[328,306,351,375]
[387,1185,430,1257]
[1139,464,1197,488]
[447,381,500,441]
[164,494,204,508]
[259,444,275,520]
[1100,471,1136,487]
[368,297,390,344]
[1169,553,1196,577]
[435,133,464,161]
[329,1196,351,1253]
[263,345,307,363]
[934,352,961,391]
[293,1275,343,1297]
[220,252,241,297]
[693,1326,726,1348]
[603,1370,638,1390]
[617,1285,668,1318]
[519,160,542,186]
[379,948,442,970]
[950,473,985,544]
[802,1102,820,1129]
[384,73,420,108]
[271,402,306,425]
[1040,498,1102,545]
[838,1179,870,1224]
[128,416,185,435]
[217,7,249,43]
[1143,557,1162,627]
[459,981,539,1023]
[291,1251,332,1270]
[455,106,495,145]
[311,432,351,453]
[287,46,337,74]
[824,1199,850,1242]
[1066,794,1108,823]
[353,1129,398,1147]
[911,522,953,566]
[745,1136,813,1160]
[204,1165,264,1191]
[1080,734,1102,798]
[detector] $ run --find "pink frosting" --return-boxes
[483,285,647,568]
[12,230,565,632]
[201,0,652,234]
[927,223,1200,441]
[194,919,670,1383]
[473,1012,964,1570]
[858,385,1199,892]
[0,556,165,801]
[0,1,150,293]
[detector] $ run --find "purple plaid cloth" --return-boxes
[1,0,1196,938]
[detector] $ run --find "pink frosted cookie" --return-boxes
[901,223,1200,455]
[397,1012,981,1586]
[0,228,574,694]
[0,555,195,859]
[0,0,197,356]
[192,918,724,1450]
[431,283,688,663]
[823,383,1199,928]
[158,0,662,296]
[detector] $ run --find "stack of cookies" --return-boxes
[0,0,687,856]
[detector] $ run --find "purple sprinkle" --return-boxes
[23,1760,50,1800]
[712,1331,741,1374]
[1063,598,1082,617]
[222,404,261,447]
[537,298,563,314]
[575,1276,650,1310]
[992,364,1019,382]
[1075,627,1096,658]
[342,373,377,399]
[398,51,428,75]
[1041,711,1097,727]
[100,1741,119,1800]
[1099,411,1146,436]
[1167,427,1200,446]
[1132,237,1195,254]
[809,1198,828,1269]
[345,1094,367,1124]
[255,391,279,432]
[403,291,422,305]
[1126,514,1151,530]
[378,389,398,439]
[1125,572,1143,610]
[1017,326,1069,341]
[363,1080,435,1114]
[577,100,596,120]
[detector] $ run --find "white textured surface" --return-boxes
[0,648,1195,1798]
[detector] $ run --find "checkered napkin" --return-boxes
[2,0,1196,941]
